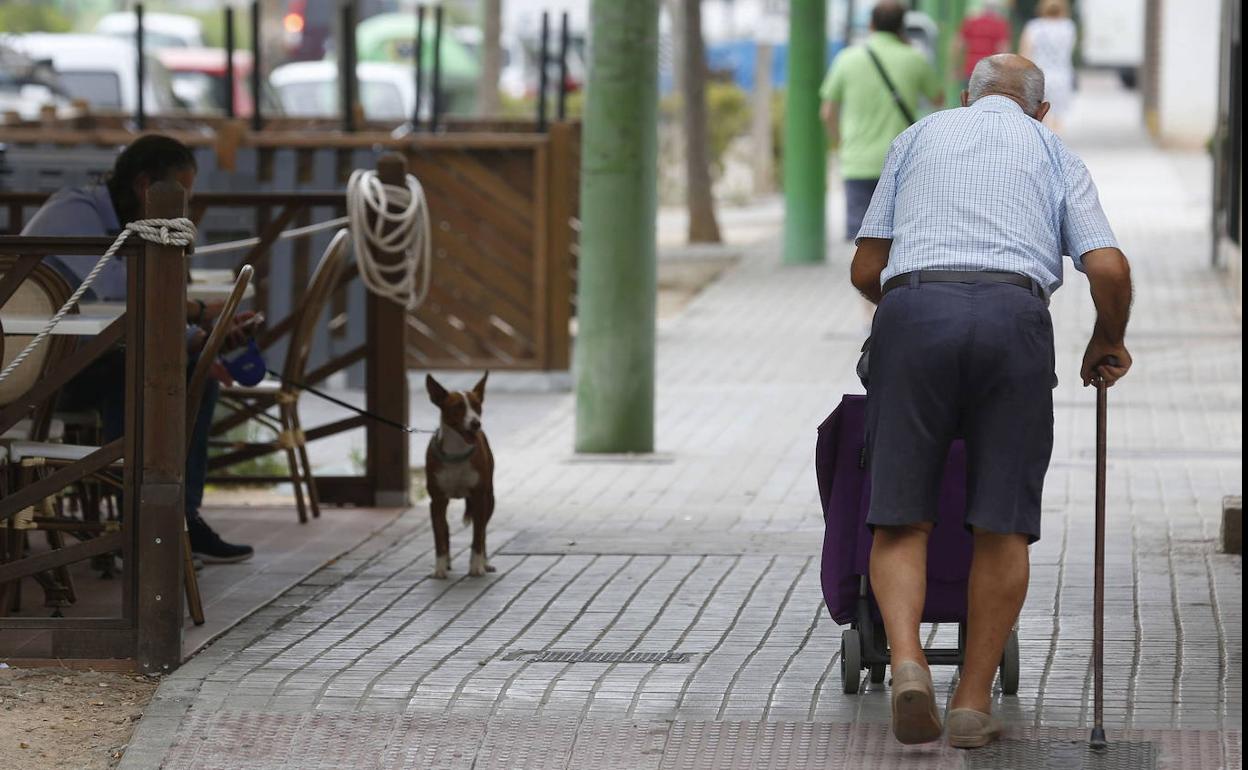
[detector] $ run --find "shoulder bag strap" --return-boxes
[865,46,917,126]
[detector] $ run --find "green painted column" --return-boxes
[923,0,970,106]
[574,0,660,453]
[783,0,827,264]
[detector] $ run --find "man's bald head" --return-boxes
[967,54,1047,115]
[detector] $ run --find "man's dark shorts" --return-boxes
[865,279,1056,543]
[845,178,880,241]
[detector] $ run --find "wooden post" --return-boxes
[224,6,237,119]
[250,0,263,131]
[135,3,147,130]
[537,12,550,131]
[131,181,188,673]
[431,5,444,131]
[365,154,412,507]
[545,122,576,370]
[340,1,358,133]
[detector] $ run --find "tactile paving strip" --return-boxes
[964,739,1158,770]
[157,712,1237,770]
[502,649,694,664]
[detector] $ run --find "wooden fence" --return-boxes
[0,122,580,372]
[0,183,189,671]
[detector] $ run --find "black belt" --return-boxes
[882,270,1046,302]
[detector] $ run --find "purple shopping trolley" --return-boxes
[815,394,1019,694]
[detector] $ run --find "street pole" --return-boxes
[575,0,660,453]
[783,0,826,264]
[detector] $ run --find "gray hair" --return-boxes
[968,54,1045,112]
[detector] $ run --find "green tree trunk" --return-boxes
[574,0,660,453]
[783,0,827,264]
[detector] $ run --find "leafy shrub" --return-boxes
[0,4,72,34]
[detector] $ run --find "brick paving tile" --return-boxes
[121,76,1239,769]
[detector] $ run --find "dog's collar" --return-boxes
[432,429,476,464]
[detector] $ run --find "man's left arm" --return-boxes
[821,100,841,147]
[848,129,914,299]
[922,60,945,107]
[819,56,846,146]
[851,238,892,304]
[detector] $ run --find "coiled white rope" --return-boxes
[194,215,349,256]
[0,217,197,385]
[347,169,432,311]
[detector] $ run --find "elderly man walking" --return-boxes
[849,54,1134,747]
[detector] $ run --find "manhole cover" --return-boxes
[964,739,1159,770]
[503,650,694,664]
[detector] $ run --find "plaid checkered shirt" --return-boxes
[856,95,1119,296]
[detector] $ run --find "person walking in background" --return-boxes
[849,53,1133,747]
[1020,0,1077,133]
[820,1,943,242]
[953,1,1012,88]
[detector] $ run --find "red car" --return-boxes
[158,47,279,117]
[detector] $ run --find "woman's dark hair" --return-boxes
[105,134,197,225]
[871,2,907,36]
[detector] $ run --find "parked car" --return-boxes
[7,34,185,115]
[355,12,479,115]
[269,60,418,122]
[453,27,584,102]
[158,48,282,118]
[0,42,73,120]
[95,11,205,50]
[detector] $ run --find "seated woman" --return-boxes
[21,134,254,563]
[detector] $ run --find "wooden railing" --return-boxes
[0,183,189,671]
[0,122,580,372]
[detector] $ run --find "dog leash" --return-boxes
[262,368,437,434]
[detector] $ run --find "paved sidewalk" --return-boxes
[122,78,1241,769]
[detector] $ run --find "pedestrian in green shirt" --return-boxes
[820,2,943,240]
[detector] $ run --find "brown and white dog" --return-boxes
[425,373,495,579]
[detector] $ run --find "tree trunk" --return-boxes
[478,0,502,116]
[665,0,685,97]
[576,0,661,452]
[682,0,721,243]
[751,42,775,195]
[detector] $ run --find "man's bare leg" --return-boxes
[869,523,934,668]
[950,529,1030,713]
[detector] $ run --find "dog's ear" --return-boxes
[472,371,489,404]
[426,374,449,407]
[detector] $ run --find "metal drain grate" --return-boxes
[503,649,694,664]
[963,739,1159,770]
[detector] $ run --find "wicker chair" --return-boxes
[211,229,352,524]
[1,265,254,625]
[0,258,78,614]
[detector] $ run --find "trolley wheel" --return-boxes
[841,628,862,694]
[870,663,887,684]
[1000,628,1020,695]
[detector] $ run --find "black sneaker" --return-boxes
[187,516,254,564]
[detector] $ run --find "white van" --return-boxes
[1078,0,1145,88]
[94,12,206,51]
[8,34,184,114]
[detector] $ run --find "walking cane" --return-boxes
[1090,356,1118,751]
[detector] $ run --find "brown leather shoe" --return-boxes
[890,661,943,744]
[947,708,1003,749]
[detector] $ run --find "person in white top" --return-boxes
[1020,0,1077,133]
